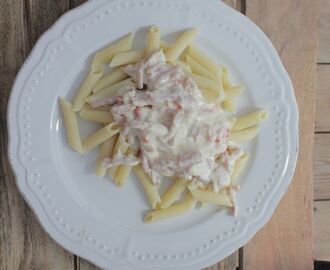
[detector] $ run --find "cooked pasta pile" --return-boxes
[60,27,268,223]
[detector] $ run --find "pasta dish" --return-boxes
[60,27,268,223]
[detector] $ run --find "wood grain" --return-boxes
[314,200,330,261]
[315,65,330,132]
[0,0,74,269]
[71,0,88,8]
[317,0,330,63]
[242,1,317,270]
[314,134,330,200]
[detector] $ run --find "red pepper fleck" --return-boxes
[134,106,141,119]
[175,102,182,110]
[215,137,221,144]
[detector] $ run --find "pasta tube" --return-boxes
[114,148,137,186]
[93,68,128,93]
[109,49,146,68]
[85,78,132,104]
[160,178,188,209]
[223,85,245,100]
[95,135,118,177]
[82,122,119,151]
[186,55,215,79]
[187,45,220,76]
[222,67,231,89]
[144,193,196,223]
[232,110,269,131]
[82,104,111,111]
[231,152,250,181]
[192,74,219,96]
[92,33,134,68]
[72,67,103,112]
[199,88,219,101]
[133,165,161,210]
[222,99,236,112]
[166,28,200,62]
[59,98,83,153]
[188,187,233,207]
[79,110,113,124]
[107,136,129,178]
[230,126,260,142]
[146,26,161,54]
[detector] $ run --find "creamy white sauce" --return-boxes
[102,50,243,192]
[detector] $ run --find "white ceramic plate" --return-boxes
[8,0,298,269]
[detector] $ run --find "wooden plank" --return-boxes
[317,0,330,63]
[0,0,74,269]
[314,200,330,261]
[314,134,330,200]
[242,1,317,270]
[315,65,330,132]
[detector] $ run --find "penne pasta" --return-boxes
[174,61,192,73]
[72,67,103,112]
[133,165,161,210]
[222,99,236,112]
[95,135,118,177]
[85,78,133,104]
[215,67,224,99]
[165,28,200,62]
[146,26,161,54]
[230,126,260,142]
[114,148,137,186]
[223,85,245,101]
[192,74,219,96]
[188,187,233,207]
[160,178,188,209]
[232,110,269,131]
[222,67,231,89]
[186,55,215,79]
[107,136,129,178]
[79,110,113,124]
[109,49,146,68]
[82,104,111,111]
[82,122,120,151]
[59,98,83,153]
[92,33,134,68]
[199,87,219,101]
[231,152,250,181]
[187,45,220,76]
[93,68,128,93]
[144,193,196,223]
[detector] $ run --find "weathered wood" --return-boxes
[242,1,317,270]
[317,0,330,63]
[315,65,330,132]
[314,134,330,200]
[71,0,88,8]
[0,0,74,269]
[314,200,330,261]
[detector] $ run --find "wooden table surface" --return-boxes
[0,0,325,269]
